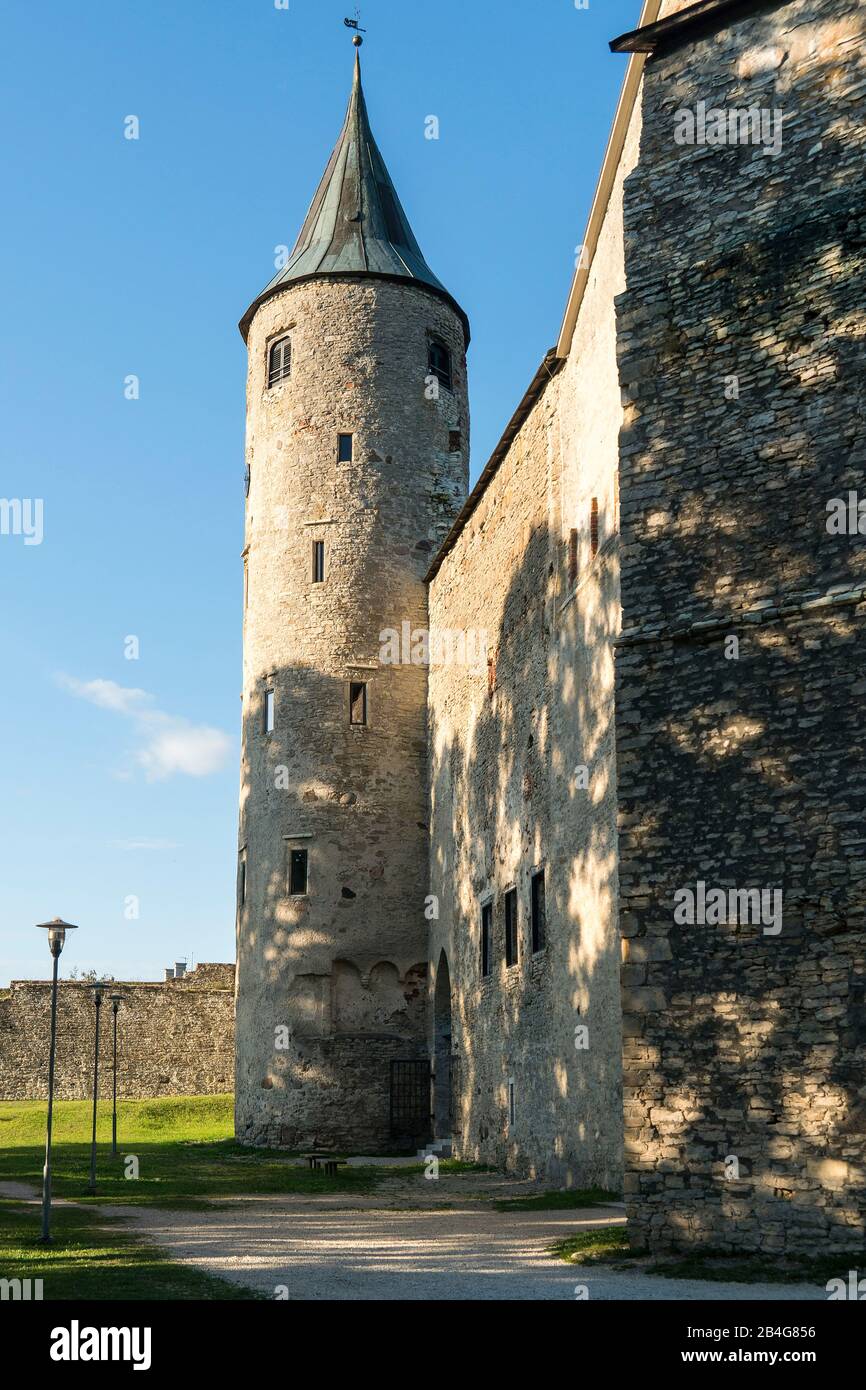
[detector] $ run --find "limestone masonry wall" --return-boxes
[425,84,644,1188]
[615,0,866,1252]
[235,277,469,1152]
[0,964,235,1101]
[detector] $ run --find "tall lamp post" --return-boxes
[88,980,106,1195]
[109,992,123,1157]
[36,917,78,1244]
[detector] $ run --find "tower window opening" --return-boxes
[238,854,246,909]
[428,339,452,391]
[481,900,492,978]
[531,868,546,954]
[264,688,275,735]
[349,681,367,726]
[590,497,599,557]
[448,429,461,452]
[312,540,325,584]
[288,847,308,897]
[338,433,353,462]
[568,528,578,586]
[504,888,518,967]
[507,1077,516,1129]
[267,336,291,388]
[487,652,497,697]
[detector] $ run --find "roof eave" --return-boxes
[238,270,471,346]
[610,0,786,55]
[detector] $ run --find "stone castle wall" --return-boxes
[0,964,235,1101]
[615,0,866,1251]
[425,87,644,1187]
[235,276,469,1152]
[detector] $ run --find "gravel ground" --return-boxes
[102,1190,826,1302]
[2,1174,828,1301]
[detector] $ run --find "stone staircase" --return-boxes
[417,1137,453,1159]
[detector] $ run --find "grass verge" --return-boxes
[550,1223,863,1286]
[0,1200,263,1300]
[494,1187,619,1212]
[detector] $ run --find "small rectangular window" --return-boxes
[289,848,308,897]
[264,688,275,734]
[504,888,518,967]
[590,497,599,557]
[338,433,353,462]
[349,681,367,726]
[428,340,452,391]
[312,540,325,583]
[531,869,546,954]
[568,528,578,586]
[238,855,246,908]
[448,429,461,452]
[507,1077,516,1129]
[481,901,492,978]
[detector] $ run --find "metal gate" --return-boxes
[390,1058,432,1143]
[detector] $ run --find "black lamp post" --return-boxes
[36,917,78,1244]
[109,992,123,1157]
[88,980,106,1195]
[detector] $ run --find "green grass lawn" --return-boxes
[493,1187,620,1212]
[0,1094,381,1208]
[0,1200,262,1300]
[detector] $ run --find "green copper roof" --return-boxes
[239,51,469,343]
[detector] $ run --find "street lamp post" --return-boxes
[36,918,78,1244]
[88,981,106,1195]
[109,992,123,1157]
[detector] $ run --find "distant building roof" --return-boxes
[239,51,469,343]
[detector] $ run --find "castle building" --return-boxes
[236,0,865,1255]
[234,45,469,1152]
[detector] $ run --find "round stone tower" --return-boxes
[235,47,469,1152]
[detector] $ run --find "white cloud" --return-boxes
[56,674,152,715]
[136,718,232,781]
[57,673,232,781]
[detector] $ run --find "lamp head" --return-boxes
[36,918,78,959]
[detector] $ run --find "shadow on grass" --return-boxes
[0,1201,263,1301]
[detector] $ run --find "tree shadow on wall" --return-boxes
[429,510,625,1189]
[614,14,866,1249]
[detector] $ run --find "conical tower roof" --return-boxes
[240,50,469,343]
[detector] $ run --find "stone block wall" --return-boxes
[425,87,644,1188]
[615,0,866,1251]
[235,277,468,1153]
[0,964,235,1101]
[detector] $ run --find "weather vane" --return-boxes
[344,11,366,45]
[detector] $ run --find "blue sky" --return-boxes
[0,0,641,984]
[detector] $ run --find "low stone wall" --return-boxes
[0,964,235,1101]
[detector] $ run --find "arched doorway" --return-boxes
[433,950,453,1139]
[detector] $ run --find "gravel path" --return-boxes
[2,1174,828,1300]
[103,1194,826,1302]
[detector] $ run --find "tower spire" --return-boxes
[239,42,469,343]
